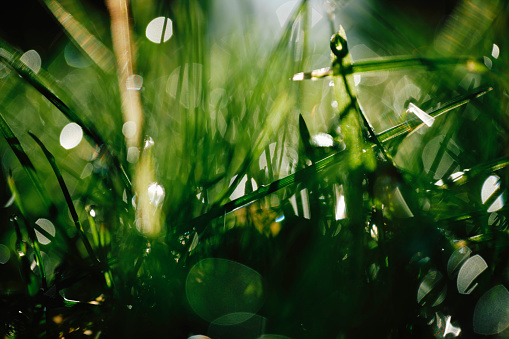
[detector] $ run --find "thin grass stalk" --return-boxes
[28,132,99,265]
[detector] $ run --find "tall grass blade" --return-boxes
[28,132,99,265]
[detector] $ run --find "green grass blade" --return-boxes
[376,87,493,143]
[7,174,47,291]
[185,150,347,235]
[28,132,99,265]
[0,108,52,210]
[0,43,131,192]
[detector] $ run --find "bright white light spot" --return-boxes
[450,171,464,182]
[251,178,258,191]
[146,17,173,44]
[89,209,96,218]
[122,121,137,139]
[126,74,143,90]
[127,147,140,163]
[35,218,56,245]
[328,80,334,87]
[334,184,346,220]
[434,179,444,186]
[481,175,506,212]
[147,182,165,207]
[292,72,304,81]
[289,194,298,216]
[443,315,461,337]
[144,136,155,149]
[407,103,434,127]
[311,133,334,147]
[229,175,248,200]
[492,44,500,59]
[4,193,15,208]
[483,56,493,70]
[0,244,10,264]
[457,254,487,294]
[275,215,285,223]
[370,224,378,240]
[354,74,361,86]
[60,123,83,150]
[331,101,338,109]
[20,50,41,74]
[300,188,310,219]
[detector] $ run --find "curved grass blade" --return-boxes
[7,175,47,291]
[0,43,131,192]
[11,215,36,294]
[28,132,99,265]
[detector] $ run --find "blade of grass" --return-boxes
[183,149,347,237]
[28,132,99,265]
[0,108,52,210]
[7,173,47,290]
[0,43,131,192]
[41,0,115,73]
[376,87,493,143]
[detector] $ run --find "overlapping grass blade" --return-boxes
[0,43,131,192]
[0,108,52,210]
[28,132,99,265]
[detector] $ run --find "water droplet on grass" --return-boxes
[148,182,165,207]
[126,74,143,90]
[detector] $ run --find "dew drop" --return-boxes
[144,136,154,149]
[148,182,165,207]
[126,74,143,91]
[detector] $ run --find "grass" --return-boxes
[0,0,509,337]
